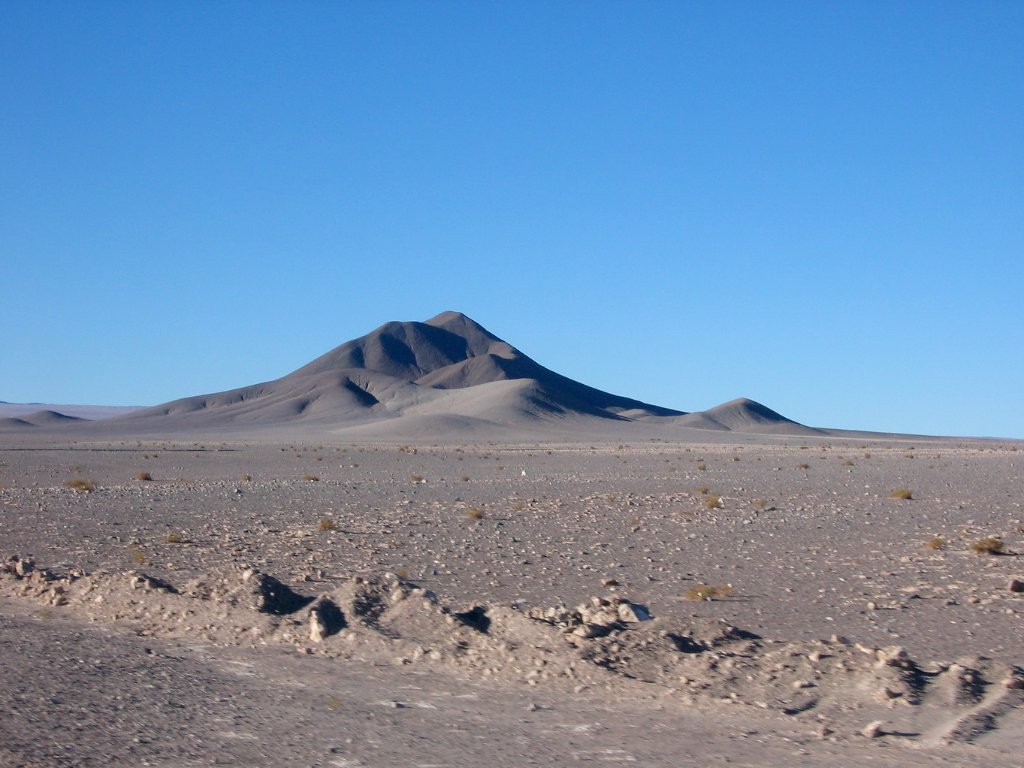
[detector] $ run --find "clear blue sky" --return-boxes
[2,1,1021,438]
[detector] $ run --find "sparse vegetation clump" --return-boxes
[924,536,946,551]
[317,518,337,532]
[703,495,723,510]
[970,536,1004,555]
[135,471,153,482]
[466,507,485,521]
[888,488,913,500]
[164,532,184,544]
[64,478,96,493]
[685,584,733,601]
[303,474,320,482]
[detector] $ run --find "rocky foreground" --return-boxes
[1,437,1021,766]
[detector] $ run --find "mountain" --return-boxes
[17,312,812,438]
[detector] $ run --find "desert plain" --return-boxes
[2,314,1022,766]
[1,431,1022,767]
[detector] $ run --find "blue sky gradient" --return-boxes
[2,1,1021,437]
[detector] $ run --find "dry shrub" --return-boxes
[797,463,810,470]
[685,584,732,601]
[751,498,768,510]
[971,537,1004,555]
[703,495,723,509]
[410,475,424,484]
[303,474,320,482]
[164,532,184,544]
[317,518,337,532]
[64,478,96,493]
[135,471,153,482]
[696,486,710,495]
[466,507,485,521]
[241,474,253,482]
[888,488,913,500]
[923,536,946,551]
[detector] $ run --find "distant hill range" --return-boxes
[2,311,821,439]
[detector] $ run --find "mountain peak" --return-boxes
[96,312,817,437]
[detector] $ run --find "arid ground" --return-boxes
[1,433,1021,767]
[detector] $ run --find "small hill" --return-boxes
[0,410,86,430]
[663,398,819,435]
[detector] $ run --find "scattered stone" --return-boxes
[1009,578,1024,593]
[862,720,885,738]
[616,601,651,623]
[1004,674,1024,690]
[309,608,327,643]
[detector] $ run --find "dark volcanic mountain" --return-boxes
[11,311,813,438]
[120,311,683,430]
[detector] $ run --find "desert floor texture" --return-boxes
[1,433,1022,767]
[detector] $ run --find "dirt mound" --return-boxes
[4,553,1021,744]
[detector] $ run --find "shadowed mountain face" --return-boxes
[290,311,683,418]
[8,312,812,438]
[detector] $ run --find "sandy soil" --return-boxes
[1,433,1021,766]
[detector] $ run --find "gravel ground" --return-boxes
[1,434,1021,766]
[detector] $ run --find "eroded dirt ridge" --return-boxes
[4,554,1022,747]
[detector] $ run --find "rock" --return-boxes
[308,596,345,642]
[1009,578,1024,593]
[876,645,909,667]
[573,623,611,639]
[12,556,35,577]
[862,720,885,738]
[309,609,327,643]
[616,601,651,622]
